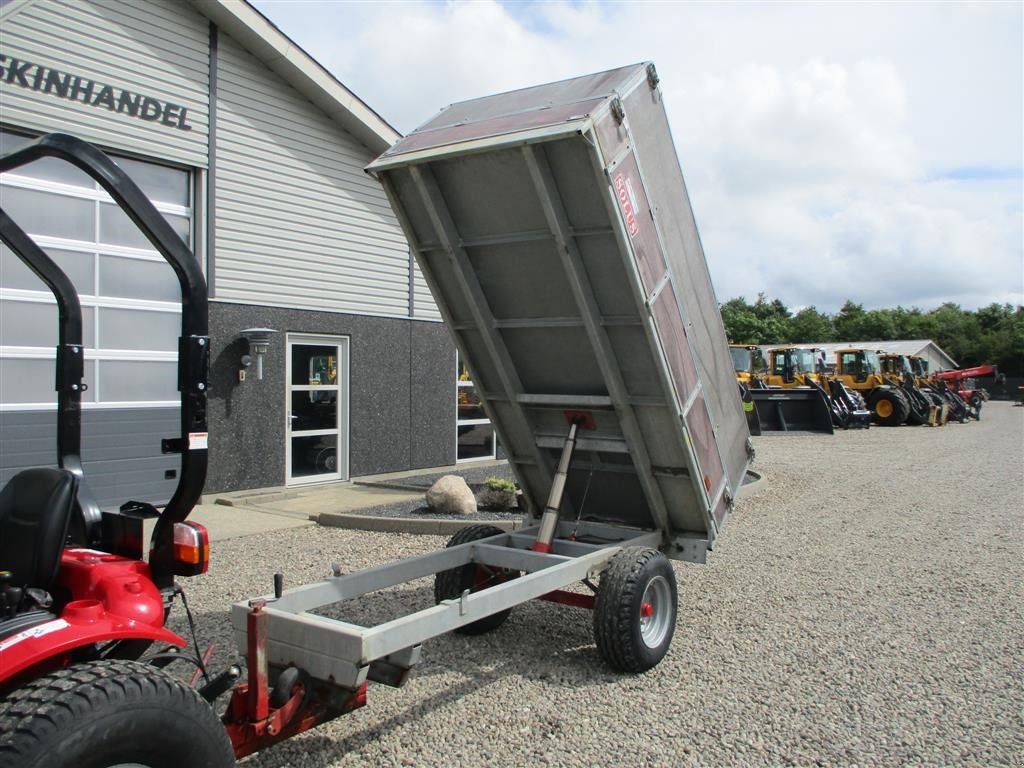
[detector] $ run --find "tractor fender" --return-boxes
[0,602,185,684]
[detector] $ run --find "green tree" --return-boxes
[789,306,833,342]
[752,293,791,343]
[720,297,761,344]
[833,300,866,341]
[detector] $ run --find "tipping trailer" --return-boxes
[233,61,752,717]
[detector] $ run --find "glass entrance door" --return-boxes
[286,334,349,486]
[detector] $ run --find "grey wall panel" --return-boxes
[206,302,453,493]
[213,35,411,317]
[411,322,456,468]
[412,262,442,321]
[0,408,182,508]
[0,0,209,166]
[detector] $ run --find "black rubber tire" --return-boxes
[0,659,234,768]
[869,388,909,426]
[593,547,678,674]
[434,524,514,635]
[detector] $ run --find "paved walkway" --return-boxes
[189,460,511,541]
[181,459,763,542]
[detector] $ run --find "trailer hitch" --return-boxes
[222,599,368,759]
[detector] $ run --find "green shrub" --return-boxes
[484,477,516,493]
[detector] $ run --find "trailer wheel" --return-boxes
[869,389,909,426]
[0,659,234,768]
[434,524,515,635]
[594,547,677,673]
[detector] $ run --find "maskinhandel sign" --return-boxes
[0,54,193,131]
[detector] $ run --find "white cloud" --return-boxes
[252,0,1023,312]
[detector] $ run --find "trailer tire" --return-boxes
[594,547,677,673]
[434,524,515,635]
[0,659,234,768]
[869,389,909,426]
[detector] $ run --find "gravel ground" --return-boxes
[173,402,1024,767]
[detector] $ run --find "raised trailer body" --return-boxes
[233,63,752,740]
[372,62,750,549]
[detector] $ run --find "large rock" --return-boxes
[425,475,477,516]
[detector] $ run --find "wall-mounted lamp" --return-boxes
[239,327,277,381]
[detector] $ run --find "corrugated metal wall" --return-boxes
[214,34,427,318]
[412,263,442,321]
[0,409,182,507]
[0,0,209,167]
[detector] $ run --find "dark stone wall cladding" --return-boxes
[207,302,456,494]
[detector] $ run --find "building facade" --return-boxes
[0,0,489,507]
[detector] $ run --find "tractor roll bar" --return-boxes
[0,133,209,586]
[0,210,103,537]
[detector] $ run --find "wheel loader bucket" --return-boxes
[747,388,834,434]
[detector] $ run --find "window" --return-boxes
[456,353,495,461]
[0,130,193,409]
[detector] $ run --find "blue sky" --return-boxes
[251,0,1023,313]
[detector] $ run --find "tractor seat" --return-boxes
[0,468,79,593]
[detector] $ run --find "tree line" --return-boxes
[720,295,1024,376]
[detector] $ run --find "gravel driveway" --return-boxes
[175,402,1023,767]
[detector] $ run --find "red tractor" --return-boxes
[0,135,360,768]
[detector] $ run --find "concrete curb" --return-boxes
[315,511,525,536]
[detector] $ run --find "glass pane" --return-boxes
[98,360,178,402]
[98,255,179,302]
[0,358,57,404]
[111,155,189,206]
[0,186,94,241]
[457,357,472,383]
[290,391,337,432]
[291,345,338,387]
[98,308,179,351]
[0,244,95,294]
[0,358,95,405]
[457,423,495,461]
[1,301,56,346]
[291,434,338,478]
[99,202,191,249]
[456,384,486,421]
[1,131,95,188]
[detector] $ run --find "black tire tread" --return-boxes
[0,659,233,768]
[871,388,910,426]
[434,524,511,635]
[593,547,677,674]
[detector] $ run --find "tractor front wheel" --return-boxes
[0,659,234,768]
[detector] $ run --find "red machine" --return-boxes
[934,364,997,416]
[0,135,356,768]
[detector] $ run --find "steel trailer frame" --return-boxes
[233,517,661,691]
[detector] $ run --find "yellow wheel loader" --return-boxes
[832,349,912,426]
[765,347,871,430]
[731,345,834,434]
